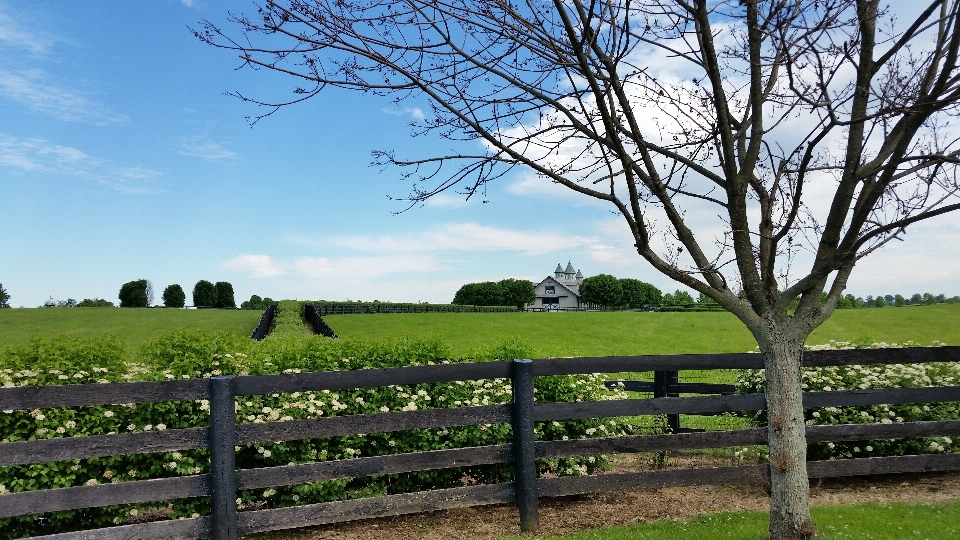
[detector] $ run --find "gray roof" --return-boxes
[576,269,583,278]
[555,263,564,273]
[565,261,575,273]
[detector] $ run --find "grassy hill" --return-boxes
[0,308,262,353]
[325,304,960,357]
[1,304,957,359]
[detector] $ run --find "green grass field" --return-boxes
[325,304,960,357]
[0,308,262,353]
[518,500,960,540]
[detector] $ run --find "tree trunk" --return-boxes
[760,333,815,539]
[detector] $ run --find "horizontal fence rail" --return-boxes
[1,346,958,539]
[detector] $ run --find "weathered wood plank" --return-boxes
[23,516,211,540]
[237,482,516,535]
[803,346,960,367]
[807,453,960,478]
[533,386,960,422]
[233,362,512,396]
[536,420,960,460]
[536,428,769,459]
[0,428,209,467]
[538,465,768,498]
[533,346,960,376]
[531,354,764,375]
[236,404,512,445]
[237,444,514,490]
[533,393,767,421]
[0,379,208,411]
[539,453,960,499]
[803,386,960,408]
[806,420,960,442]
[0,475,210,518]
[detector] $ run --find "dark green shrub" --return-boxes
[620,279,662,308]
[162,284,186,308]
[452,282,504,306]
[497,278,535,309]
[241,295,274,310]
[76,298,114,308]
[579,274,623,307]
[192,280,216,308]
[0,283,10,308]
[118,280,149,308]
[214,282,235,309]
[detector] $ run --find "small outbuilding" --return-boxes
[527,261,584,311]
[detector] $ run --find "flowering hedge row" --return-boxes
[0,306,631,537]
[735,340,960,460]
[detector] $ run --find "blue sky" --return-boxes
[1,1,958,308]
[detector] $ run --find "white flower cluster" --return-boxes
[736,340,959,459]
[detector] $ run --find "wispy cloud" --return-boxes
[176,135,237,161]
[381,106,426,120]
[291,222,600,256]
[0,68,128,125]
[0,5,58,55]
[222,254,286,278]
[221,254,439,279]
[0,133,163,193]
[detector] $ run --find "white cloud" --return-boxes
[294,255,440,278]
[0,6,58,55]
[292,222,601,256]
[0,133,164,193]
[381,106,426,120]
[175,135,237,161]
[222,255,286,278]
[181,0,196,7]
[0,68,128,124]
[221,253,440,280]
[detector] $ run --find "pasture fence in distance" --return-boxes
[1,347,959,539]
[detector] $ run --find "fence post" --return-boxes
[654,371,681,432]
[512,359,539,533]
[209,376,238,540]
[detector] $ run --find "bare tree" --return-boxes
[197,1,960,537]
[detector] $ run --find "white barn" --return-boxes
[527,261,584,311]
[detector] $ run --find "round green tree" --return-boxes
[618,278,662,308]
[162,284,186,308]
[452,281,504,306]
[192,280,217,308]
[579,274,623,308]
[214,282,236,309]
[498,278,535,309]
[118,279,149,308]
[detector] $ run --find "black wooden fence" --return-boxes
[249,304,277,341]
[2,347,960,539]
[302,304,339,338]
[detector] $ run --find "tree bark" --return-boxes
[759,331,815,539]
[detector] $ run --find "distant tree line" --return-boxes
[451,278,536,309]
[240,295,275,310]
[834,292,960,309]
[0,283,11,309]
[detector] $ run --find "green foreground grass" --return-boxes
[519,500,960,540]
[0,308,262,353]
[326,304,960,357]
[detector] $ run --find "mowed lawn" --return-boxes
[0,308,263,353]
[325,304,960,357]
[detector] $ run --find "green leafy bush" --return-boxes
[736,340,960,460]
[76,298,115,308]
[118,280,149,308]
[580,274,623,308]
[0,320,628,536]
[192,280,216,308]
[214,282,235,309]
[162,284,186,308]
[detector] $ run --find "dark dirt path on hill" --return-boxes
[245,468,960,540]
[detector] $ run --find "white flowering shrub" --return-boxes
[736,340,960,461]
[0,303,631,537]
